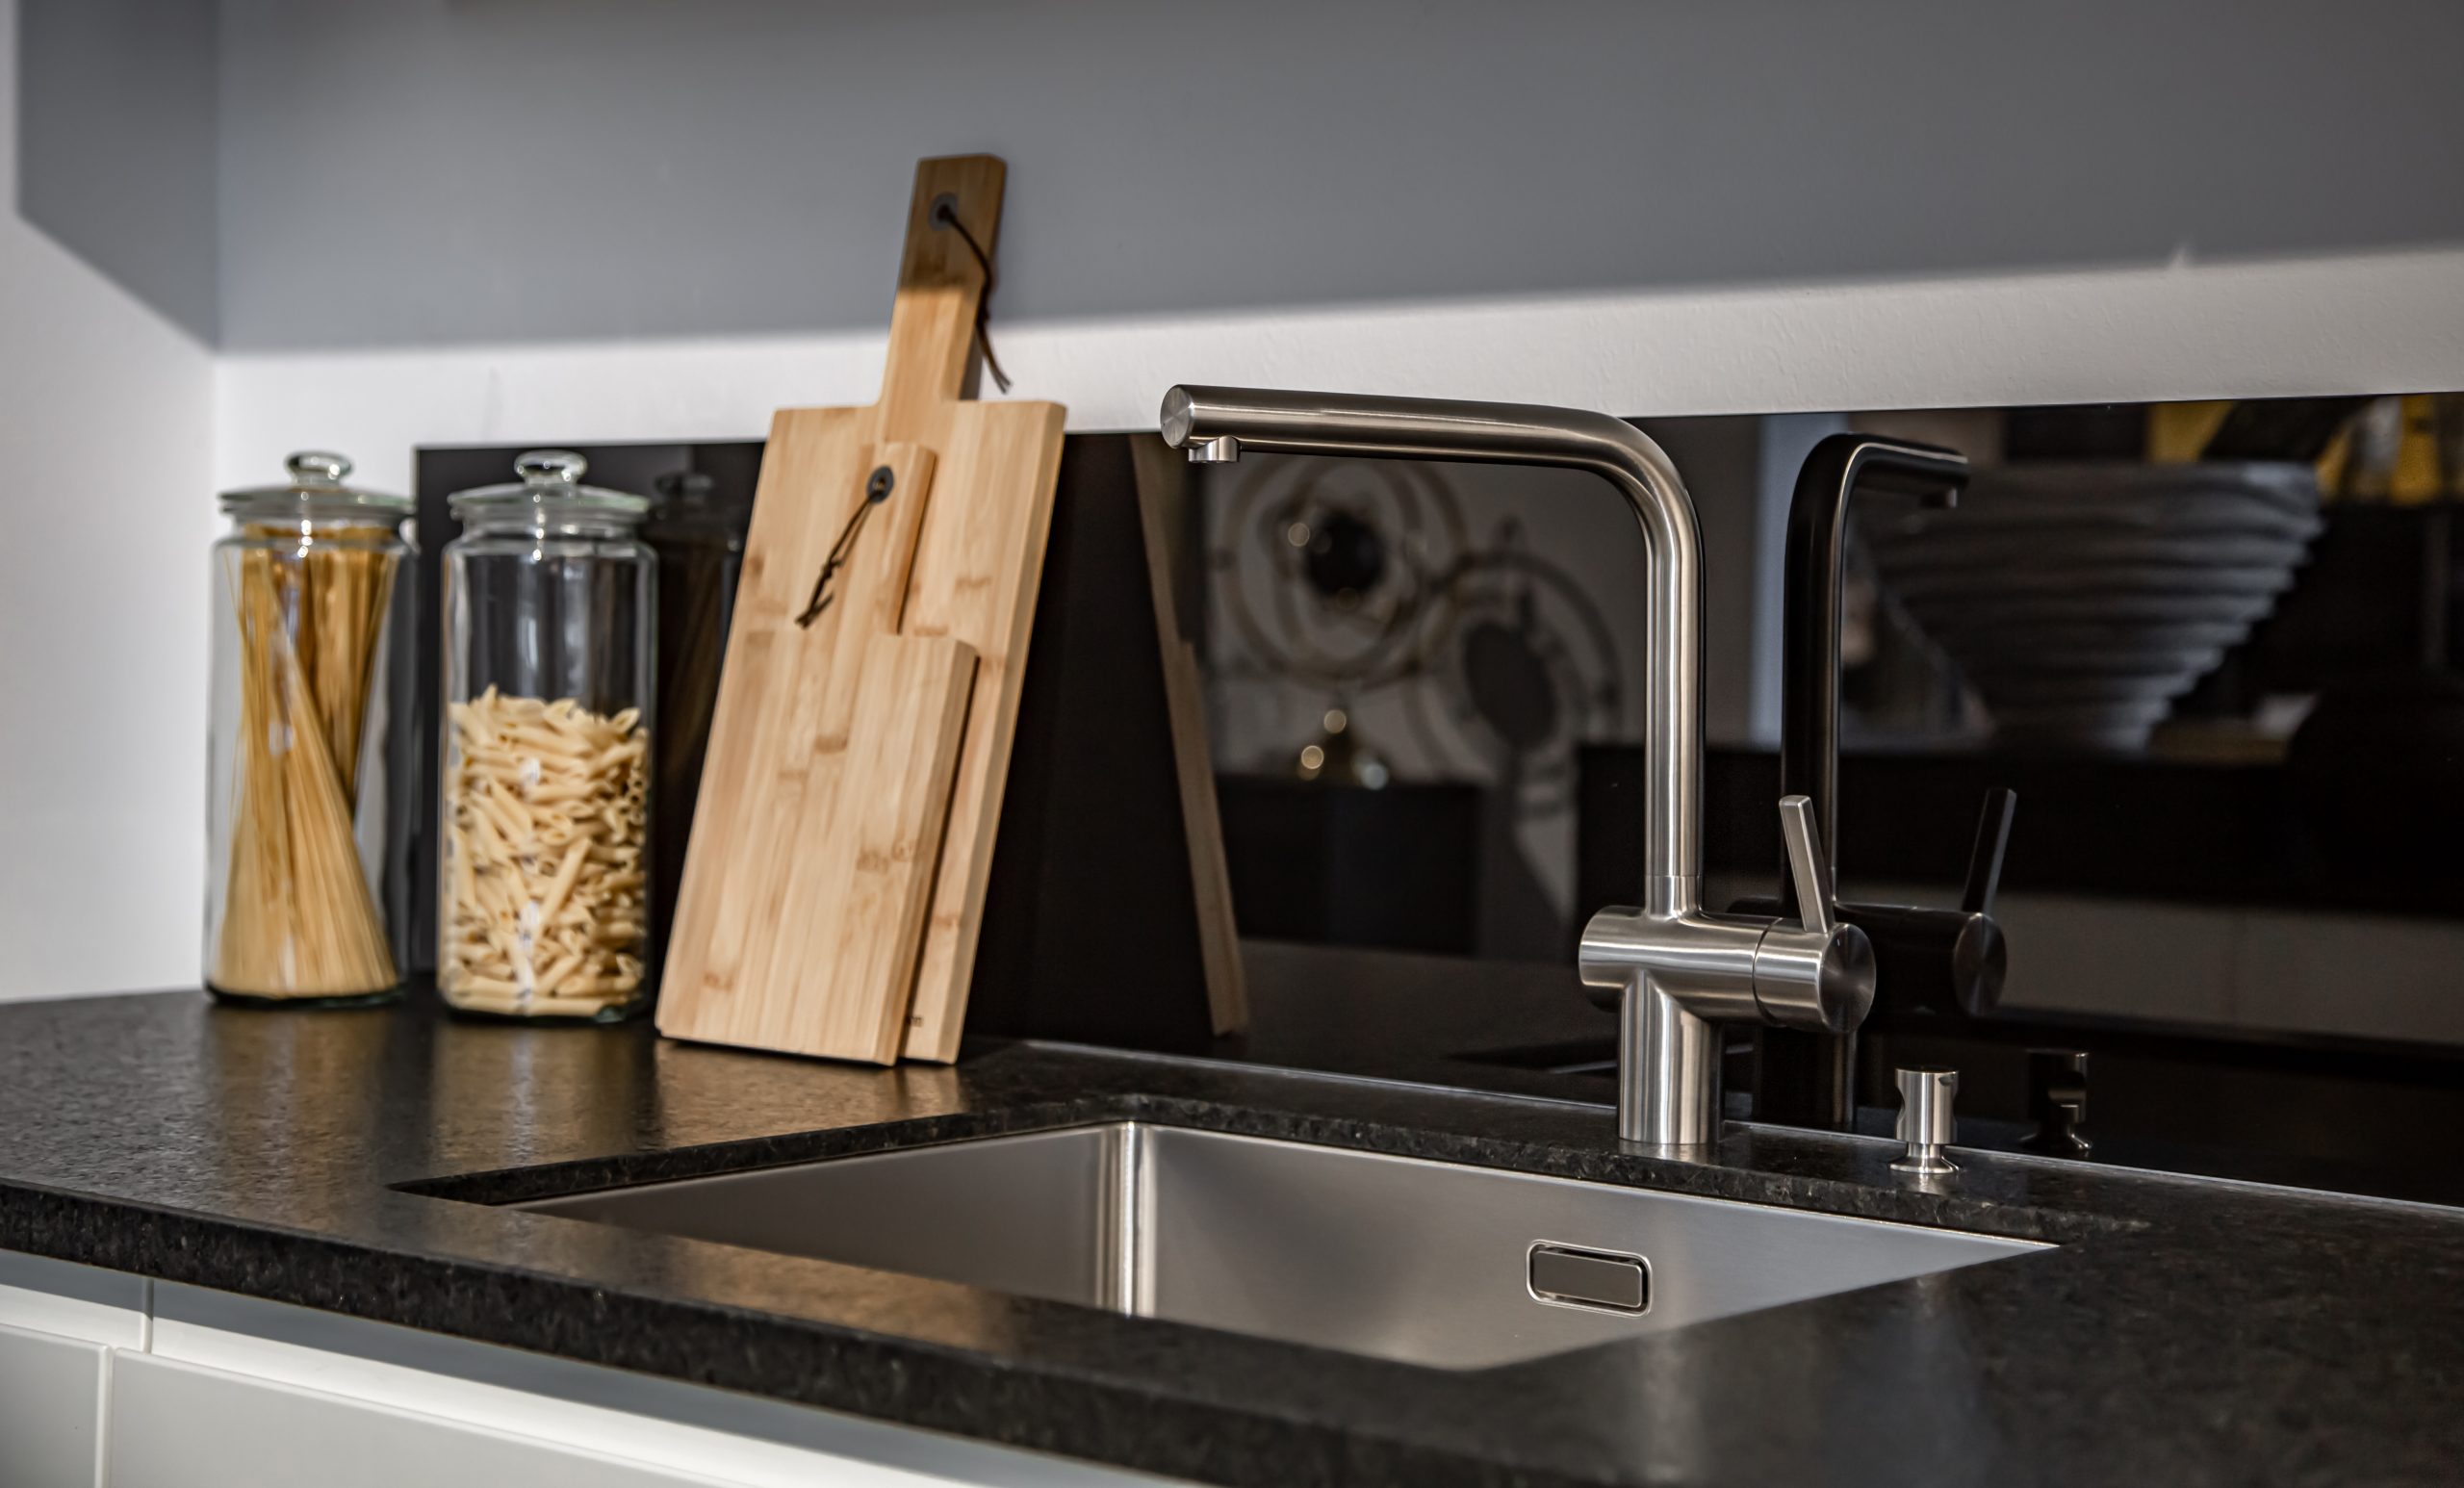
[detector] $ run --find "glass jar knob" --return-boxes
[516,449,588,486]
[287,449,352,485]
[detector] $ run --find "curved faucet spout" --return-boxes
[1160,385,1871,1149]
[1161,384,1704,898]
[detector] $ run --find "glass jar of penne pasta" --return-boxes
[440,450,655,1021]
[207,451,413,1007]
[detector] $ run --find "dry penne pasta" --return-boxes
[440,688,650,1017]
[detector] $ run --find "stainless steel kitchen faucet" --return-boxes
[1160,385,1875,1147]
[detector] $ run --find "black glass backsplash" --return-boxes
[393,392,2464,1203]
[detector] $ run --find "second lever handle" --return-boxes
[1963,787,2019,916]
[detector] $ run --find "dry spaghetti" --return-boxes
[210,533,400,998]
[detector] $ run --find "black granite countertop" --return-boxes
[3,987,2460,1486]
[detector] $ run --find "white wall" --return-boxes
[0,0,218,999]
[214,246,2464,492]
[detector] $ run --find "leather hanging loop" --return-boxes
[930,192,1012,395]
[795,465,898,629]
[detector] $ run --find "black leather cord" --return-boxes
[930,199,1013,395]
[795,465,896,628]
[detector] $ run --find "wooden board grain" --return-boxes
[658,154,1063,1064]
[1129,435,1247,1036]
[899,399,1067,1061]
[656,418,946,1057]
[763,631,977,1062]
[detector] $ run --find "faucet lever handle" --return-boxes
[1777,794,1835,936]
[1961,787,2018,916]
[1750,794,1875,1037]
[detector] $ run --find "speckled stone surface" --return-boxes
[3,989,2460,1486]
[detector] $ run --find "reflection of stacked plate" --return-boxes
[1864,462,2323,752]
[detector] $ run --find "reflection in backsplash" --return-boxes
[1200,452,1641,959]
[1189,392,2464,1198]
[1197,395,2464,1049]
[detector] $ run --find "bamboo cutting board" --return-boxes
[659,155,1065,1063]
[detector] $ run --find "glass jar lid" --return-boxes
[218,450,413,515]
[449,449,651,521]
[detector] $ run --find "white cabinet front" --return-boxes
[106,1352,739,1488]
[0,1321,106,1488]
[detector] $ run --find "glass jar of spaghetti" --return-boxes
[206,451,412,1007]
[439,451,655,1021]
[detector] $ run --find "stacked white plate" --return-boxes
[1862,461,2323,752]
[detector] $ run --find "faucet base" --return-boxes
[1616,983,1724,1148]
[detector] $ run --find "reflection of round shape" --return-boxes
[1952,643,2229,679]
[1213,454,1475,690]
[1407,546,1625,815]
[1460,620,1560,751]
[1885,563,2299,601]
[1866,461,2322,752]
[1881,459,2321,519]
[1947,666,2215,700]
[1978,701,2176,753]
[1938,618,2252,651]
[1898,589,2281,627]
[1871,531,2314,573]
[1302,510,1387,600]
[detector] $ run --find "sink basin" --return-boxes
[523,1124,2043,1369]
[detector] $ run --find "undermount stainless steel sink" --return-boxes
[524,1124,2045,1369]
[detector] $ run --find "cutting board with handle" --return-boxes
[659,155,1065,1063]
